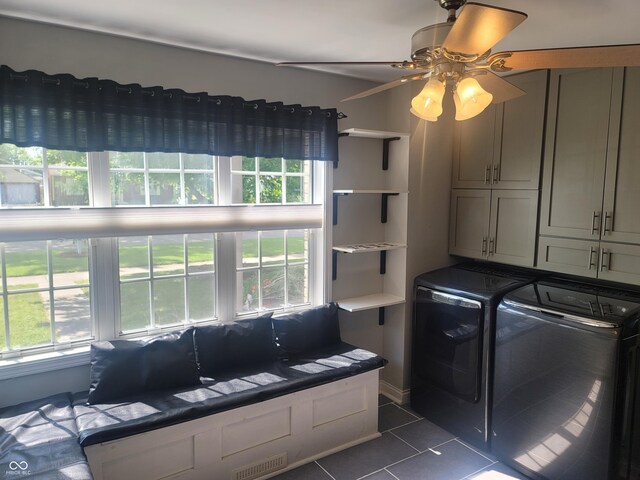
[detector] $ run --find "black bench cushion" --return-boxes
[74,342,385,447]
[272,303,341,356]
[88,327,201,404]
[194,313,275,377]
[0,393,92,479]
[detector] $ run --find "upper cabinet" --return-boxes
[602,68,640,245]
[540,67,640,245]
[538,67,640,284]
[452,70,547,190]
[539,68,614,240]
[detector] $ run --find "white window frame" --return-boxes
[0,149,327,377]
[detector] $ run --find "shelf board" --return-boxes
[336,293,405,312]
[332,242,406,254]
[339,128,408,139]
[333,189,407,195]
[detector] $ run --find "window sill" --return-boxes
[0,346,90,381]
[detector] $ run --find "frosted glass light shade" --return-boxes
[411,77,445,120]
[410,108,438,122]
[453,76,493,121]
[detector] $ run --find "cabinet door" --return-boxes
[539,69,613,239]
[602,68,640,245]
[537,236,599,278]
[449,189,490,259]
[451,106,497,189]
[598,242,640,286]
[488,190,538,266]
[493,70,547,190]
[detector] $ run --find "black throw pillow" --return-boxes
[87,328,200,404]
[272,303,341,356]
[193,313,275,377]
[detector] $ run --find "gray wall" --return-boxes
[0,16,453,406]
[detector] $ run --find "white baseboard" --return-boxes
[379,380,410,405]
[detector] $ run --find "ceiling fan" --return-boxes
[277,0,640,121]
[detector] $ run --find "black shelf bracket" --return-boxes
[381,193,399,223]
[380,250,387,275]
[378,307,385,326]
[333,192,348,225]
[335,132,350,169]
[332,250,338,281]
[382,137,401,171]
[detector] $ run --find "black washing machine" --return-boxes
[492,279,640,480]
[411,262,538,452]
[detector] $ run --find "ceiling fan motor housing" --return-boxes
[437,0,466,10]
[411,23,453,62]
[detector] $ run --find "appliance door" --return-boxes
[413,286,483,403]
[493,302,620,480]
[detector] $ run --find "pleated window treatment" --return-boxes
[0,65,338,161]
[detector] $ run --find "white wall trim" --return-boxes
[379,379,410,405]
[0,346,90,381]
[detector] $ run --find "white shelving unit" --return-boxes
[331,128,409,325]
[332,242,406,254]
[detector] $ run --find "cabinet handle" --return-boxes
[492,164,500,184]
[591,211,601,235]
[488,237,495,256]
[602,211,612,235]
[481,236,488,255]
[484,165,491,184]
[600,248,609,271]
[588,247,597,270]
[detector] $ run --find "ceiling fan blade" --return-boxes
[342,73,426,102]
[474,71,526,104]
[442,3,527,57]
[277,61,408,66]
[489,44,640,71]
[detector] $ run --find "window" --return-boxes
[0,145,325,360]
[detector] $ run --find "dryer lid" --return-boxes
[504,281,640,325]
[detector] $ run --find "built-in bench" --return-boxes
[0,304,386,480]
[0,393,92,479]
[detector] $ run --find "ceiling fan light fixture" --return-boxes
[410,107,438,122]
[453,76,493,121]
[410,77,445,120]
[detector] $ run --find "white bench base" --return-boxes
[85,369,381,480]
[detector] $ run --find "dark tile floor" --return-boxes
[271,395,529,480]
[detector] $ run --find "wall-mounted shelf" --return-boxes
[332,190,406,225]
[339,128,407,139]
[332,242,406,281]
[332,242,406,254]
[338,129,406,170]
[336,293,406,326]
[331,128,408,328]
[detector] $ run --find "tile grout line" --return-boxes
[388,430,421,453]
[459,460,499,480]
[315,460,337,480]
[453,438,496,462]
[385,468,401,480]
[394,403,422,420]
[416,437,459,454]
[383,416,422,433]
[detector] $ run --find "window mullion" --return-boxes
[216,232,236,324]
[1,245,10,351]
[89,151,111,207]
[148,236,156,329]
[183,235,189,323]
[42,149,51,207]
[46,241,56,346]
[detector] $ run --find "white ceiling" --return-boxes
[1,0,640,83]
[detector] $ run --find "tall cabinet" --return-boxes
[538,67,640,285]
[331,129,409,325]
[448,70,547,266]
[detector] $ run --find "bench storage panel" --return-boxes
[84,369,380,480]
